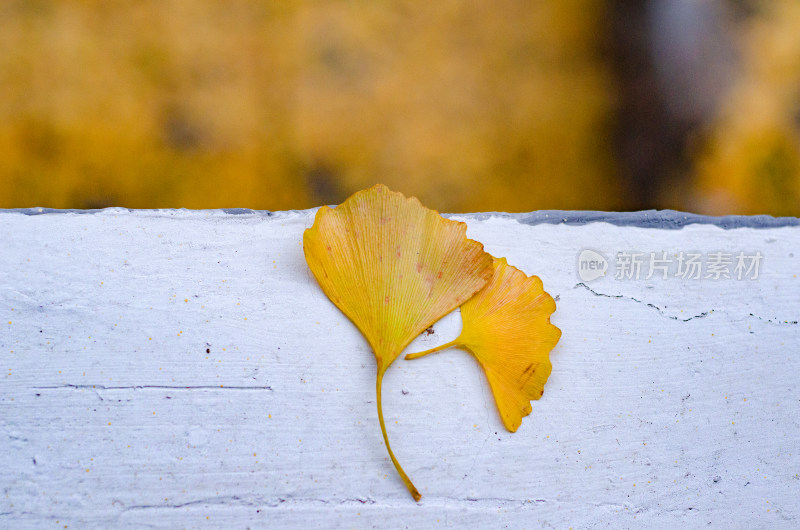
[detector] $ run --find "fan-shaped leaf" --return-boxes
[303,184,494,500]
[406,257,561,432]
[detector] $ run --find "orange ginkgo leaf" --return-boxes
[405,257,561,432]
[303,184,494,500]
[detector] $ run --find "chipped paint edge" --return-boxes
[2,207,798,230]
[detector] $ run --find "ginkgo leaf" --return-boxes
[303,184,494,500]
[405,257,561,432]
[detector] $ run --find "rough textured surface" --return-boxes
[1,208,798,528]
[12,206,800,229]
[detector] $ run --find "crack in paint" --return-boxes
[747,313,799,326]
[574,282,799,326]
[574,283,711,322]
[33,384,273,391]
[115,495,550,511]
[119,495,380,512]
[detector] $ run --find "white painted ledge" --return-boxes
[1,208,798,528]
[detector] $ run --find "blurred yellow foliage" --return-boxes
[0,0,619,211]
[694,1,800,215]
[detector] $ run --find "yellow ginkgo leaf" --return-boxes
[405,257,561,432]
[303,184,494,500]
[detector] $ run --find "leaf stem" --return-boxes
[403,339,458,360]
[376,368,421,501]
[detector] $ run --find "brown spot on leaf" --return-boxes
[523,363,536,375]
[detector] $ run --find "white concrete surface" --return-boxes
[1,208,798,528]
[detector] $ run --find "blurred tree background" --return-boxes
[0,0,798,215]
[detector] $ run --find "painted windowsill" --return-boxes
[2,208,798,528]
